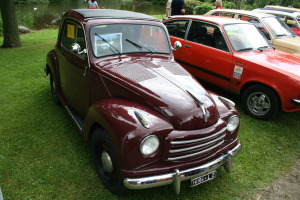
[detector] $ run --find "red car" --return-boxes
[163,15,300,120]
[45,9,241,194]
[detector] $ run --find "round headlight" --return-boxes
[140,135,160,156]
[227,115,240,132]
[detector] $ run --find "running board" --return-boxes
[65,106,84,132]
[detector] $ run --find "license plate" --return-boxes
[190,171,217,187]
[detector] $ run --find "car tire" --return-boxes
[90,128,127,195]
[242,84,279,120]
[50,73,61,105]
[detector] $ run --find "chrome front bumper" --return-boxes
[124,142,241,194]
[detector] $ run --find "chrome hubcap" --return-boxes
[101,151,113,173]
[247,92,270,116]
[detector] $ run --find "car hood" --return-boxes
[100,57,220,130]
[273,36,300,53]
[237,49,300,78]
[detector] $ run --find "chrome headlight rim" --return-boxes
[139,135,160,156]
[227,115,240,133]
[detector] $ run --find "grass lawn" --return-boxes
[0,29,299,200]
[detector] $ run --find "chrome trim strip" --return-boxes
[169,134,226,153]
[186,90,208,122]
[167,140,224,161]
[124,142,242,194]
[291,98,300,106]
[171,127,227,145]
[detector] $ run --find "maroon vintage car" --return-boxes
[44,9,241,195]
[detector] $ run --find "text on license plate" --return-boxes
[190,171,217,187]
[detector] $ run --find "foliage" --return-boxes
[15,0,48,4]
[293,2,300,8]
[242,3,257,10]
[185,0,201,14]
[194,2,214,14]
[0,29,300,200]
[223,0,237,9]
[0,18,3,36]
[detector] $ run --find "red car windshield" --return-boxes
[90,24,170,57]
[224,23,271,52]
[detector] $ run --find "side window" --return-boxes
[187,21,229,52]
[164,20,189,39]
[62,21,86,58]
[286,16,296,27]
[213,12,234,18]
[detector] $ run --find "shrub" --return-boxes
[194,2,214,15]
[185,0,201,15]
[223,1,237,9]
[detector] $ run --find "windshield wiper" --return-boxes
[125,39,154,54]
[95,33,121,56]
[257,46,269,51]
[236,47,253,52]
[275,34,288,37]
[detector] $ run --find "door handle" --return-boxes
[184,45,191,48]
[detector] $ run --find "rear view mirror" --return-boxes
[173,41,182,50]
[71,43,86,54]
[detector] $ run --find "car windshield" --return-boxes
[224,23,271,52]
[90,24,170,57]
[261,16,296,38]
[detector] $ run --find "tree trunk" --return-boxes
[0,0,22,48]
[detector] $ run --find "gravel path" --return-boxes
[253,159,300,200]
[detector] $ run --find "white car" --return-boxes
[253,8,300,36]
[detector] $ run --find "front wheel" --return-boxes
[242,84,280,120]
[90,128,127,195]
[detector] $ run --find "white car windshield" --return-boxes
[224,23,271,52]
[90,24,170,57]
[262,17,296,38]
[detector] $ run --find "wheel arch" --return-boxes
[240,81,282,109]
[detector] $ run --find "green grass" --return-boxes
[0,29,299,200]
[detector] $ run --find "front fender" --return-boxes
[83,98,173,170]
[46,49,58,76]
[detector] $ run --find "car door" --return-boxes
[58,20,90,117]
[167,19,234,90]
[163,19,190,61]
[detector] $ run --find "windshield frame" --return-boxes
[89,23,171,58]
[223,23,272,52]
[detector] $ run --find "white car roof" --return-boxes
[206,9,276,19]
[253,8,300,18]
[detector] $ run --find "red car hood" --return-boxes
[100,57,220,130]
[237,49,300,78]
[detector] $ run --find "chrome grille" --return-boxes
[167,127,226,161]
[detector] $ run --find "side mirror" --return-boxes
[173,41,182,50]
[71,43,86,54]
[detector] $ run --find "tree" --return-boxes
[0,0,22,48]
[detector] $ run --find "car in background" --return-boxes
[163,15,300,120]
[205,9,300,57]
[264,5,300,13]
[44,9,241,195]
[253,8,300,36]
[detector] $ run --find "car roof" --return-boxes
[253,8,300,17]
[264,5,300,13]
[64,9,160,22]
[165,15,249,26]
[207,9,275,18]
